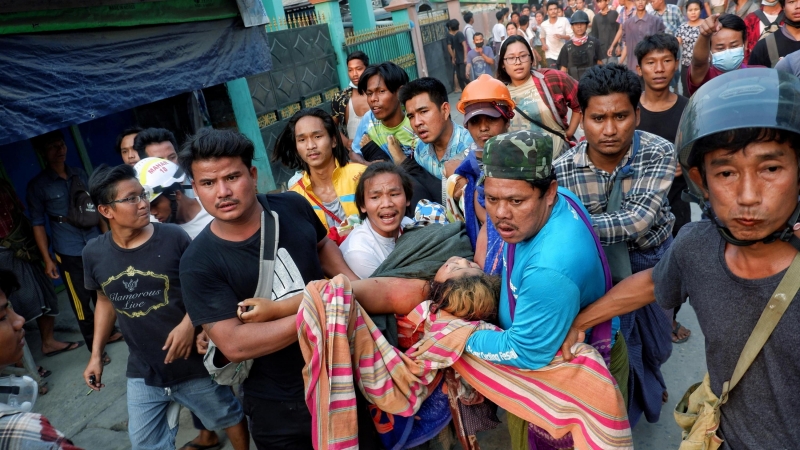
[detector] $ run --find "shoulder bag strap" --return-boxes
[254,195,279,299]
[766,32,780,68]
[298,179,344,226]
[514,106,569,143]
[753,9,769,27]
[530,70,568,129]
[719,252,800,405]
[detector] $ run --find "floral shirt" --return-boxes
[676,23,700,66]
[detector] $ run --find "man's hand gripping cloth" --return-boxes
[297,275,633,450]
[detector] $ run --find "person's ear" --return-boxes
[636,65,643,77]
[688,166,710,199]
[546,179,558,206]
[98,204,114,221]
[250,165,259,190]
[634,107,641,128]
[441,102,451,121]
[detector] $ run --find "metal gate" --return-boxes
[420,10,453,92]
[246,17,341,189]
[344,24,419,81]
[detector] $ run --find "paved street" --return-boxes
[19,97,706,449]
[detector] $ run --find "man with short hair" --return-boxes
[493,8,510,54]
[26,130,119,362]
[467,130,628,449]
[331,51,370,163]
[82,164,249,450]
[466,32,497,80]
[563,68,800,450]
[617,0,667,70]
[0,271,81,450]
[554,64,676,426]
[134,128,179,163]
[178,128,360,449]
[651,0,686,89]
[541,0,575,67]
[398,77,474,206]
[689,13,749,95]
[447,19,469,92]
[635,34,692,344]
[116,127,142,167]
[749,0,800,67]
[591,0,621,63]
[351,62,416,164]
[464,11,477,50]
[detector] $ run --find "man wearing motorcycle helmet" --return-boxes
[562,69,800,449]
[134,158,212,239]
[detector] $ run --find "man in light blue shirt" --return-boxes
[467,130,627,448]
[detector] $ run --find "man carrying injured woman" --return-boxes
[240,131,632,450]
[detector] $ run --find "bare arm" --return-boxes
[608,26,623,56]
[561,269,655,360]
[691,15,720,86]
[203,315,298,363]
[352,277,429,315]
[560,66,569,73]
[32,225,58,279]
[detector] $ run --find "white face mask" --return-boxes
[762,0,779,6]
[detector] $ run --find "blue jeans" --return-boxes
[127,376,244,450]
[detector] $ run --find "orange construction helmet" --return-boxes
[456,74,516,114]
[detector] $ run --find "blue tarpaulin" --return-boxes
[0,18,271,145]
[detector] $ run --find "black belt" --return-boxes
[49,215,67,224]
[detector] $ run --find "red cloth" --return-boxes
[687,64,751,96]
[530,68,582,128]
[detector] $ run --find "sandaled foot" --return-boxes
[662,391,669,404]
[38,383,49,396]
[179,434,221,450]
[43,341,84,357]
[671,321,691,344]
[107,331,124,344]
[102,352,112,366]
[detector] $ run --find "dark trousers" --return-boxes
[454,62,468,90]
[681,65,690,97]
[243,392,379,450]
[55,253,98,352]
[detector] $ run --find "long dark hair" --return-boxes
[496,35,535,84]
[272,108,348,173]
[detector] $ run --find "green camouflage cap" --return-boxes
[482,130,554,181]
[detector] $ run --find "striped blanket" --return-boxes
[297,275,632,450]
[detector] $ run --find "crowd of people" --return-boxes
[2,0,800,449]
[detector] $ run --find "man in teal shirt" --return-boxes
[468,130,627,449]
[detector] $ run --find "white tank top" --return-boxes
[346,97,364,140]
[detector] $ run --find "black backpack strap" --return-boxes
[754,9,769,27]
[514,106,569,142]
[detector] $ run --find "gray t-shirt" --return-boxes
[653,220,800,450]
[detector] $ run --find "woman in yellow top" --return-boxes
[274,108,367,230]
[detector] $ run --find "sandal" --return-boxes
[179,441,222,450]
[38,366,52,378]
[672,321,691,344]
[44,341,84,357]
[102,352,112,366]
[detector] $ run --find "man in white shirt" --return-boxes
[340,162,414,279]
[541,0,575,67]
[493,8,509,54]
[135,158,213,239]
[464,12,477,50]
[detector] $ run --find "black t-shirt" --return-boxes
[83,223,205,387]
[590,10,620,55]
[637,95,688,143]
[448,31,467,64]
[748,28,800,67]
[179,192,327,401]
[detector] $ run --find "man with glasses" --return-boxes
[81,164,249,450]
